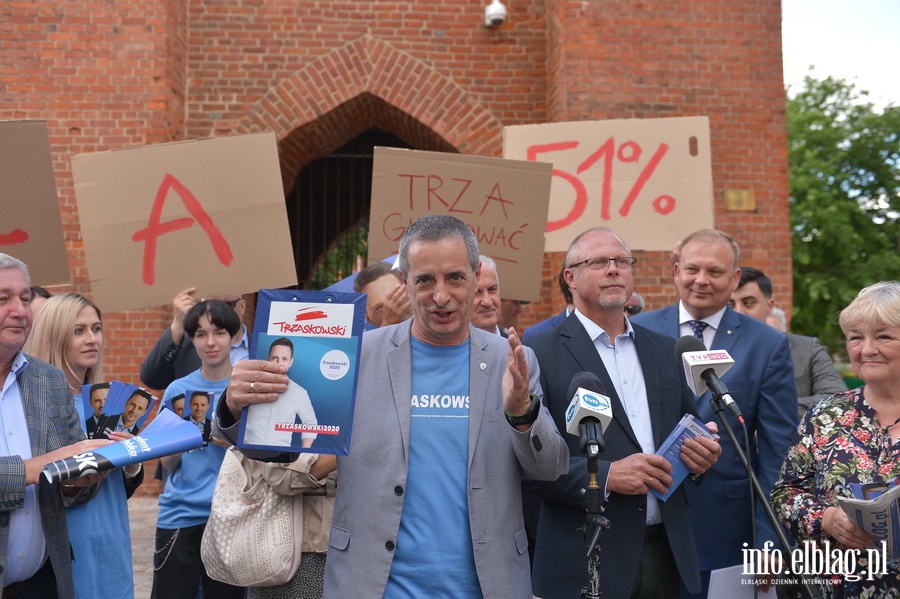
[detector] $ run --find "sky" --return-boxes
[781,0,899,108]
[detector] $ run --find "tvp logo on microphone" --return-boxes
[565,388,613,436]
[681,350,735,396]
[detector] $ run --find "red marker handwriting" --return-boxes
[0,229,29,246]
[131,174,234,285]
[398,174,514,217]
[527,138,674,232]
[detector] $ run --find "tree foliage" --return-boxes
[788,75,900,355]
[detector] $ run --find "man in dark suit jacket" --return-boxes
[631,230,797,597]
[527,228,721,599]
[730,266,846,419]
[84,382,109,439]
[0,254,104,597]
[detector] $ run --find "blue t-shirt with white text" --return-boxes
[383,337,482,598]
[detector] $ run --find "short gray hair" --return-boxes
[478,255,499,287]
[0,254,31,286]
[839,281,900,332]
[398,214,479,275]
[769,307,787,332]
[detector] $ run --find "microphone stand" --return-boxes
[708,396,824,599]
[579,421,610,599]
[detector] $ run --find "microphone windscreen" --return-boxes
[566,371,606,401]
[675,334,706,359]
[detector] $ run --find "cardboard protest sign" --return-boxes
[368,147,553,302]
[503,117,713,251]
[239,289,366,455]
[0,120,70,285]
[71,132,297,313]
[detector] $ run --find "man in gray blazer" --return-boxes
[0,254,106,598]
[730,266,846,419]
[224,215,568,598]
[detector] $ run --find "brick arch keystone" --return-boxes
[233,35,505,189]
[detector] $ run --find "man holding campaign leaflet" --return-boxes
[0,254,108,598]
[221,214,568,598]
[526,227,721,599]
[632,229,797,596]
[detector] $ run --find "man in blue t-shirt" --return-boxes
[221,214,569,598]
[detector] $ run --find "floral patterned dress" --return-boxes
[772,386,900,598]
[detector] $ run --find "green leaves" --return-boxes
[789,75,900,354]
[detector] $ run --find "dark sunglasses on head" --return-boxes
[624,305,643,316]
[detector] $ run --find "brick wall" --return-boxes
[2,0,790,385]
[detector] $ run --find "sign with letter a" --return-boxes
[71,132,297,312]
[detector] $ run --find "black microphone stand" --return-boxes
[708,396,824,599]
[579,421,611,599]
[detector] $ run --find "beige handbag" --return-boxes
[201,446,304,587]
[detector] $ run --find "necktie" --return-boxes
[689,320,708,343]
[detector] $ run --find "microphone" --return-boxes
[564,372,614,456]
[675,335,744,423]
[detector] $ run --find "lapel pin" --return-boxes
[727,330,733,335]
[480,362,487,371]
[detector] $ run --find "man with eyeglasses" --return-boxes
[526,227,721,599]
[632,229,797,597]
[139,287,250,391]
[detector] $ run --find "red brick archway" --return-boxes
[232,35,506,191]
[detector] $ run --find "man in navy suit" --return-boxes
[631,229,797,597]
[527,228,721,599]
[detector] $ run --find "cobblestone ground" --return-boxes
[129,494,159,599]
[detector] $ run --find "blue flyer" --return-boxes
[650,413,719,502]
[238,288,366,455]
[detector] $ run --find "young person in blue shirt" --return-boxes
[151,299,244,599]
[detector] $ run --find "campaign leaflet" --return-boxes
[163,389,217,446]
[650,413,719,502]
[80,381,157,439]
[42,409,204,484]
[837,478,900,559]
[237,288,366,455]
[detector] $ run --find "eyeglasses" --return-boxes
[568,257,638,271]
[624,305,643,315]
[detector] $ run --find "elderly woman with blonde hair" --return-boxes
[772,281,900,597]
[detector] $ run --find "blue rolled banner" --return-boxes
[41,409,204,484]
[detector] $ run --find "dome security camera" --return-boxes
[485,0,508,27]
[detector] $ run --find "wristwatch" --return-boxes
[505,394,541,427]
